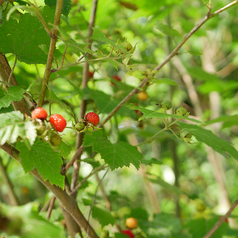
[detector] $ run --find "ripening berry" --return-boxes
[85,112,100,126]
[32,107,48,120]
[89,71,94,78]
[49,114,67,132]
[137,91,148,101]
[112,75,121,82]
[121,230,134,238]
[126,217,138,229]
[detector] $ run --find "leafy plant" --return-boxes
[1,0,238,238]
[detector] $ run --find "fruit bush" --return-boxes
[0,0,238,238]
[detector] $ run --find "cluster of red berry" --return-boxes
[31,107,100,146]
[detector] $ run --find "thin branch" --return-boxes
[60,44,68,68]
[7,54,17,84]
[71,0,99,193]
[0,157,19,206]
[70,164,106,195]
[203,199,238,238]
[0,53,30,116]
[47,196,56,219]
[65,146,85,172]
[95,173,111,210]
[37,0,64,108]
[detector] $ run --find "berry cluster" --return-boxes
[31,107,67,147]
[31,108,100,146]
[74,112,100,133]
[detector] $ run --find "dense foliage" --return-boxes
[0,0,238,237]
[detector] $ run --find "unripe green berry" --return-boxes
[75,121,86,132]
[36,125,46,136]
[50,133,62,146]
[180,130,193,143]
[160,100,172,110]
[176,106,188,117]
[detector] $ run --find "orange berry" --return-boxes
[137,91,148,101]
[126,217,138,229]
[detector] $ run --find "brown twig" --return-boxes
[47,196,56,219]
[71,0,98,193]
[37,0,64,108]
[0,157,19,206]
[203,199,238,238]
[0,53,30,116]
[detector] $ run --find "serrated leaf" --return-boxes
[83,130,142,170]
[58,141,71,158]
[0,111,36,145]
[157,78,178,86]
[178,122,238,160]
[0,86,25,109]
[17,139,65,188]
[155,22,180,37]
[92,206,116,227]
[128,104,202,123]
[45,0,71,16]
[0,7,54,64]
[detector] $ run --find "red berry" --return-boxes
[49,114,67,132]
[89,71,94,78]
[85,112,99,126]
[112,75,121,82]
[32,107,48,120]
[121,230,134,238]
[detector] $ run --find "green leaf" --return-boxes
[128,103,202,123]
[206,114,238,129]
[44,0,71,16]
[0,86,25,109]
[17,139,65,188]
[58,141,71,158]
[83,130,143,170]
[155,22,180,37]
[178,122,238,160]
[0,111,36,146]
[157,78,178,86]
[0,7,54,64]
[92,206,116,227]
